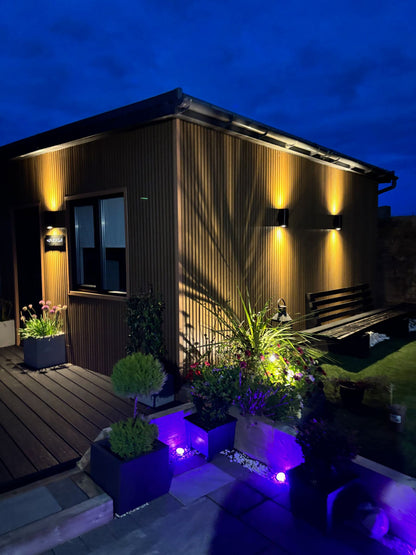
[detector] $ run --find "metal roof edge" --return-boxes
[0,87,396,183]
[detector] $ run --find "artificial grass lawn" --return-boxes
[320,333,416,477]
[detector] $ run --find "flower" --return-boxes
[19,300,67,339]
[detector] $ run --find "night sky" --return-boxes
[1,0,415,215]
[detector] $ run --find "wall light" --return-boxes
[277,208,289,228]
[44,210,65,230]
[264,208,289,227]
[333,214,343,231]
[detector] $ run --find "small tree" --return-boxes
[111,352,167,418]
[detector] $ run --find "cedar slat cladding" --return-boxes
[10,122,177,374]
[178,120,378,356]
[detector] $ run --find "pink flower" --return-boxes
[240,361,247,368]
[204,361,210,366]
[260,355,265,361]
[42,305,48,311]
[28,304,33,309]
[46,300,52,305]
[39,300,45,305]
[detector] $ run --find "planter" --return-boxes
[339,383,365,409]
[23,334,66,369]
[0,320,15,348]
[230,407,304,471]
[136,373,175,408]
[288,463,357,532]
[184,413,237,462]
[90,438,173,516]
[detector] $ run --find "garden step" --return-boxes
[0,469,113,554]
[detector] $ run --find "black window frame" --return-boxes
[68,192,127,296]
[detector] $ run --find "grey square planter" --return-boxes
[23,334,66,369]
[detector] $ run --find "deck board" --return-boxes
[0,346,154,493]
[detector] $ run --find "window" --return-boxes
[69,194,126,295]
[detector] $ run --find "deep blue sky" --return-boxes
[1,0,415,215]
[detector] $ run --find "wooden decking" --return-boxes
[0,345,153,493]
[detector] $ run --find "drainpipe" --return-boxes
[378,175,398,195]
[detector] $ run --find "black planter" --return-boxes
[90,438,173,515]
[339,384,364,408]
[288,463,357,532]
[23,334,66,369]
[184,413,237,462]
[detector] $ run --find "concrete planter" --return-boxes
[23,334,66,369]
[229,407,304,471]
[0,320,15,348]
[90,438,172,516]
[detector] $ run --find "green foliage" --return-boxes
[191,364,240,425]
[126,290,166,358]
[111,352,167,417]
[109,417,158,460]
[112,352,166,397]
[296,416,357,481]
[19,301,66,339]
[184,289,324,422]
[0,299,13,322]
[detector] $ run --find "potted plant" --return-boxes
[0,298,14,348]
[90,352,172,515]
[185,364,239,461]
[111,352,168,416]
[19,300,67,369]
[288,415,358,532]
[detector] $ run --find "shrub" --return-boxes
[296,416,357,483]
[126,290,166,358]
[109,417,158,460]
[191,364,240,425]
[111,352,167,417]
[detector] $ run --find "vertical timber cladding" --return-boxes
[63,120,177,374]
[177,120,378,358]
[11,120,177,375]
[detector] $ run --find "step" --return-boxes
[0,469,113,555]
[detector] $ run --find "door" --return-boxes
[13,205,42,325]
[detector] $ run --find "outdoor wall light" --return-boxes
[264,208,289,227]
[44,210,65,230]
[333,214,343,231]
[277,208,289,228]
[272,298,292,323]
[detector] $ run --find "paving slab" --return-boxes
[169,462,235,505]
[88,496,273,555]
[207,480,266,516]
[46,478,89,510]
[0,486,61,535]
[241,498,360,555]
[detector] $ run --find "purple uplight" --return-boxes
[274,471,286,483]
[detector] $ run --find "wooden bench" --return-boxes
[305,284,410,357]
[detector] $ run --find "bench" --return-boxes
[305,284,410,357]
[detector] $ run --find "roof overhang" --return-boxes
[0,87,396,184]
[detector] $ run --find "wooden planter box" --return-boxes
[0,320,15,348]
[23,334,66,369]
[90,438,173,516]
[288,463,357,532]
[184,413,237,462]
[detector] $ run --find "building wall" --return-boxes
[376,216,416,305]
[177,120,379,359]
[7,121,177,375]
